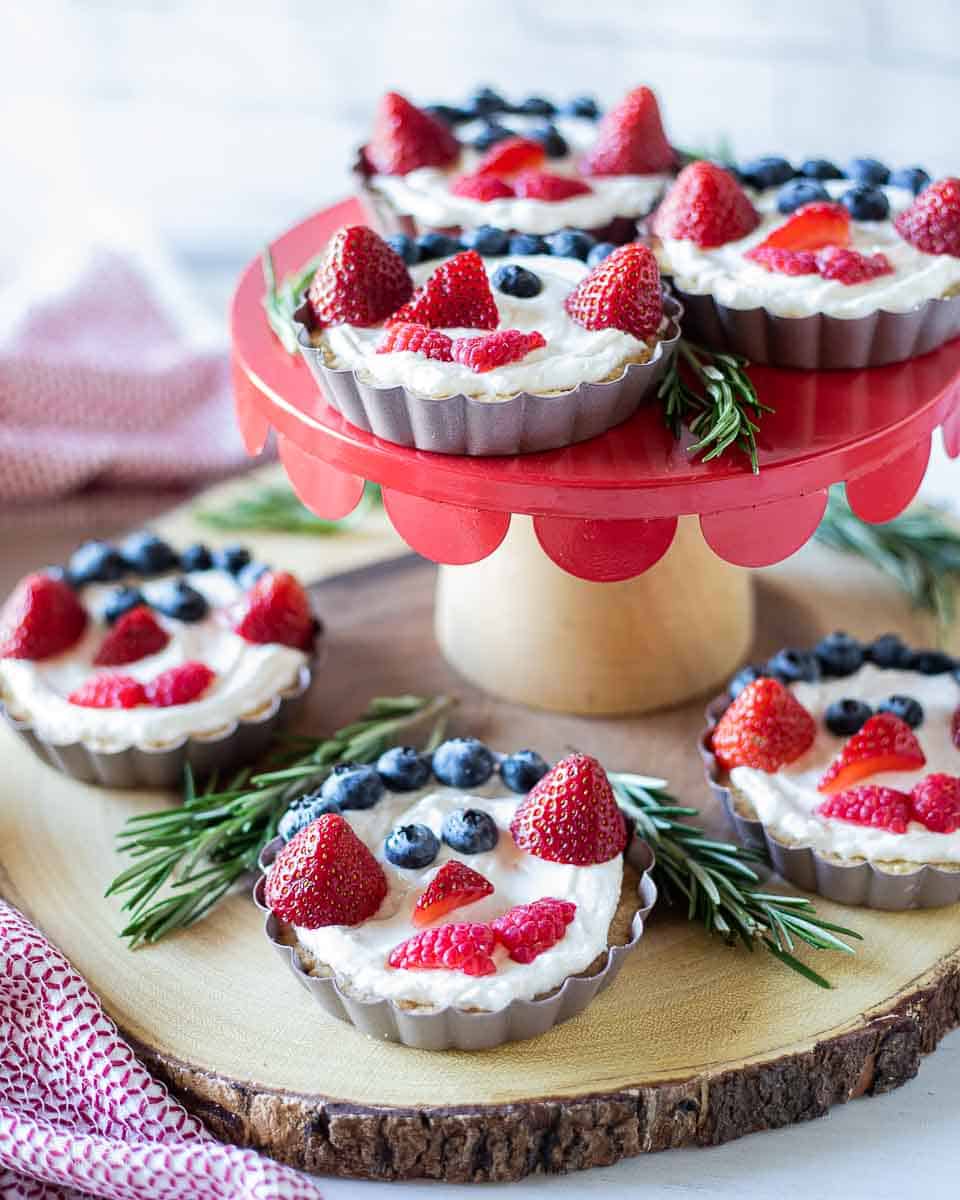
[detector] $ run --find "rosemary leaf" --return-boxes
[196,481,381,537]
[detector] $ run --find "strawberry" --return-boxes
[144,661,215,707]
[377,321,453,361]
[490,897,576,964]
[68,673,146,709]
[0,573,87,661]
[910,774,960,834]
[305,225,413,329]
[581,86,674,176]
[412,860,494,928]
[390,250,499,330]
[451,329,545,373]
[365,91,459,176]
[817,785,912,834]
[388,922,497,976]
[509,752,627,866]
[563,243,663,340]
[513,170,592,201]
[450,174,515,200]
[744,246,819,275]
[652,162,759,248]
[266,813,387,929]
[93,606,169,667]
[755,202,850,252]
[815,246,893,284]
[474,136,546,178]
[711,678,816,773]
[894,178,960,257]
[234,571,315,651]
[818,713,926,794]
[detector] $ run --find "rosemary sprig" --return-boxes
[262,248,320,353]
[610,772,862,988]
[108,694,455,947]
[659,339,773,473]
[196,481,382,536]
[815,485,960,633]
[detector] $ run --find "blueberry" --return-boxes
[544,228,596,260]
[776,179,830,214]
[385,823,440,869]
[151,579,209,622]
[564,95,600,119]
[740,156,795,189]
[814,631,865,678]
[42,565,68,585]
[432,737,496,788]
[765,648,821,684]
[441,808,499,854]
[876,695,924,729]
[500,750,549,793]
[531,123,568,158]
[493,263,542,298]
[514,95,555,117]
[320,763,385,811]
[847,157,890,186]
[728,664,766,699]
[586,241,618,267]
[103,586,145,625]
[237,562,270,588]
[800,158,845,181]
[889,166,931,195]
[424,103,471,126]
[472,121,513,151]
[841,185,890,221]
[120,531,178,577]
[467,86,507,118]
[67,540,127,586]
[386,232,420,266]
[213,545,251,574]
[277,790,341,842]
[908,649,956,675]
[867,633,912,669]
[377,745,431,792]
[825,698,873,736]
[416,232,462,261]
[460,225,510,255]
[508,233,549,256]
[180,543,214,572]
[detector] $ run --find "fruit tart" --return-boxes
[649,158,960,367]
[293,223,681,454]
[702,631,960,908]
[355,86,678,246]
[0,535,321,787]
[256,742,657,1049]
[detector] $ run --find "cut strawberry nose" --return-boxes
[818,713,926,794]
[758,202,851,252]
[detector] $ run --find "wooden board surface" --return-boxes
[1,480,959,1182]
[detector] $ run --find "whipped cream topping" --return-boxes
[321,253,659,400]
[368,115,670,234]
[0,571,309,751]
[657,180,960,319]
[290,780,624,1010]
[730,665,960,864]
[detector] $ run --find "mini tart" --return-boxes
[702,649,960,909]
[297,250,682,455]
[654,180,960,368]
[255,755,657,1050]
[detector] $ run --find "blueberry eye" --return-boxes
[776,180,830,214]
[840,186,890,221]
[493,264,542,298]
[825,698,873,736]
[441,808,499,854]
[876,695,924,728]
[151,579,209,623]
[385,823,440,868]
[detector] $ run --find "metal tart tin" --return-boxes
[295,294,682,456]
[255,833,658,1051]
[700,693,960,910]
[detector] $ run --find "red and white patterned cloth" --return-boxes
[0,901,322,1200]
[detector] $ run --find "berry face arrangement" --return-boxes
[356,87,677,242]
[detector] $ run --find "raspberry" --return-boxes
[305,225,413,329]
[757,202,850,252]
[510,753,627,866]
[712,678,816,773]
[391,250,499,330]
[582,86,674,176]
[817,785,912,835]
[451,329,546,373]
[564,242,663,340]
[513,171,592,201]
[366,91,459,176]
[234,571,315,651]
[266,813,387,929]
[490,898,576,963]
[450,174,515,200]
[474,136,546,177]
[68,673,146,709]
[412,860,494,928]
[910,774,960,834]
[93,606,169,667]
[744,247,819,275]
[377,321,453,361]
[388,922,497,976]
[0,573,87,661]
[144,661,215,707]
[653,161,759,248]
[894,177,960,257]
[818,713,926,794]
[815,246,893,284]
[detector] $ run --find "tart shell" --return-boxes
[700,693,960,910]
[255,834,658,1051]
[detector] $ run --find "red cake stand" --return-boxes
[231,199,960,714]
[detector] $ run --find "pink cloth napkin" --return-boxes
[0,247,250,505]
[0,900,322,1200]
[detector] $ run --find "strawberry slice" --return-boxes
[366,92,460,176]
[582,86,674,176]
[756,202,850,252]
[895,178,960,257]
[564,243,663,340]
[93,606,169,666]
[818,713,926,795]
[305,225,413,329]
[652,161,759,248]
[390,250,499,330]
[711,678,816,773]
[513,170,592,200]
[412,860,494,928]
[450,174,515,200]
[234,571,315,651]
[474,136,546,177]
[0,573,87,661]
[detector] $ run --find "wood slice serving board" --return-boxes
[1,538,959,1184]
